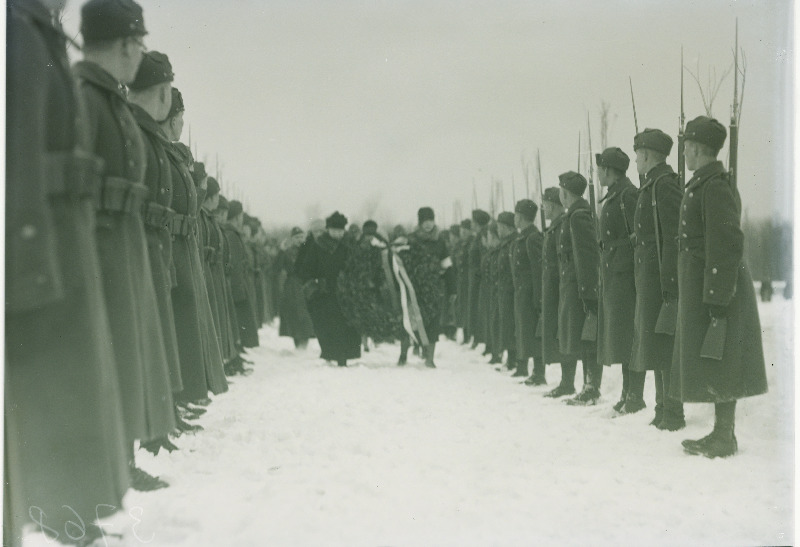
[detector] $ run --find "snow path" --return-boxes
[26,300,794,546]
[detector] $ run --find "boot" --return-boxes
[512,358,528,378]
[398,338,409,366]
[130,463,169,492]
[652,370,665,426]
[544,384,575,398]
[649,407,664,427]
[657,371,686,431]
[683,402,737,458]
[566,359,600,406]
[613,366,631,412]
[139,436,179,456]
[620,369,646,414]
[337,359,347,367]
[424,343,437,368]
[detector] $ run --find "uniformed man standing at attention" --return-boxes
[5,0,130,541]
[494,211,519,371]
[595,147,640,413]
[631,128,685,430]
[674,116,767,458]
[556,172,602,406]
[73,0,175,490]
[509,199,545,383]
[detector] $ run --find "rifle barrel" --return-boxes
[629,76,639,134]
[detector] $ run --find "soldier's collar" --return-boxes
[566,197,589,215]
[692,160,725,180]
[73,61,127,100]
[130,103,170,143]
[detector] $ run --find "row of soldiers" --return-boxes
[5,0,280,544]
[449,120,767,459]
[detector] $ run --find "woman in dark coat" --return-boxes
[279,227,316,348]
[296,212,361,366]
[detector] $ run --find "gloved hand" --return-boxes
[583,299,598,315]
[706,304,728,319]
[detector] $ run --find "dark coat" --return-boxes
[407,227,451,339]
[466,230,485,342]
[537,214,565,364]
[455,235,473,330]
[597,177,638,366]
[671,161,767,402]
[296,232,361,361]
[74,59,175,441]
[131,103,182,393]
[479,244,495,350]
[219,226,242,349]
[511,224,543,359]
[222,224,259,348]
[5,2,129,540]
[165,143,227,402]
[278,244,315,340]
[557,198,599,356]
[630,163,681,371]
[496,231,517,353]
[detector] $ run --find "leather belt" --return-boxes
[44,151,103,198]
[96,176,148,214]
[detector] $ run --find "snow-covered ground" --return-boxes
[24,297,793,546]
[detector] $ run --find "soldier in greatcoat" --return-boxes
[5,0,130,540]
[595,147,641,413]
[467,210,490,349]
[74,0,175,488]
[494,212,518,370]
[556,172,602,406]
[509,200,545,383]
[631,128,685,430]
[540,188,575,396]
[483,222,501,362]
[161,89,227,406]
[128,52,184,425]
[674,116,767,458]
[279,227,316,348]
[224,200,261,349]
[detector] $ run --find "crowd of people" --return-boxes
[5,0,769,544]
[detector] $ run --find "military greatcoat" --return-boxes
[74,59,175,442]
[511,224,543,360]
[557,198,599,356]
[630,163,681,371]
[671,161,767,402]
[467,230,485,343]
[5,2,128,540]
[597,177,638,366]
[537,214,565,363]
[496,231,517,354]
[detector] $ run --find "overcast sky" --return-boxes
[62,0,794,229]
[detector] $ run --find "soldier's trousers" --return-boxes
[655,370,684,419]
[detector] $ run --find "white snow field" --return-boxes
[24,298,793,546]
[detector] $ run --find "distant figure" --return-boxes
[759,279,773,302]
[784,278,793,300]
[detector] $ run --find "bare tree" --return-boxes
[685,59,733,117]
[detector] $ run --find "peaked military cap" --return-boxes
[514,199,538,221]
[80,0,147,42]
[633,128,673,156]
[595,147,630,172]
[206,176,220,198]
[325,211,348,229]
[558,171,587,196]
[417,207,435,224]
[362,220,378,233]
[129,51,173,90]
[497,212,516,228]
[471,209,490,227]
[685,115,727,151]
[542,187,562,205]
[166,88,184,120]
[227,200,244,219]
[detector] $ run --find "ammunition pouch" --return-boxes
[143,202,175,230]
[170,213,197,237]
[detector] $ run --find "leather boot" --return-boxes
[424,343,437,368]
[657,371,686,431]
[621,369,646,414]
[512,358,529,378]
[613,366,631,413]
[398,337,409,366]
[683,402,737,458]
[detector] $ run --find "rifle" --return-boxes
[582,114,599,343]
[629,77,645,186]
[536,148,547,368]
[678,46,686,191]
[523,155,531,198]
[472,178,478,209]
[577,131,581,173]
[511,174,517,205]
[536,149,546,233]
[729,19,739,190]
